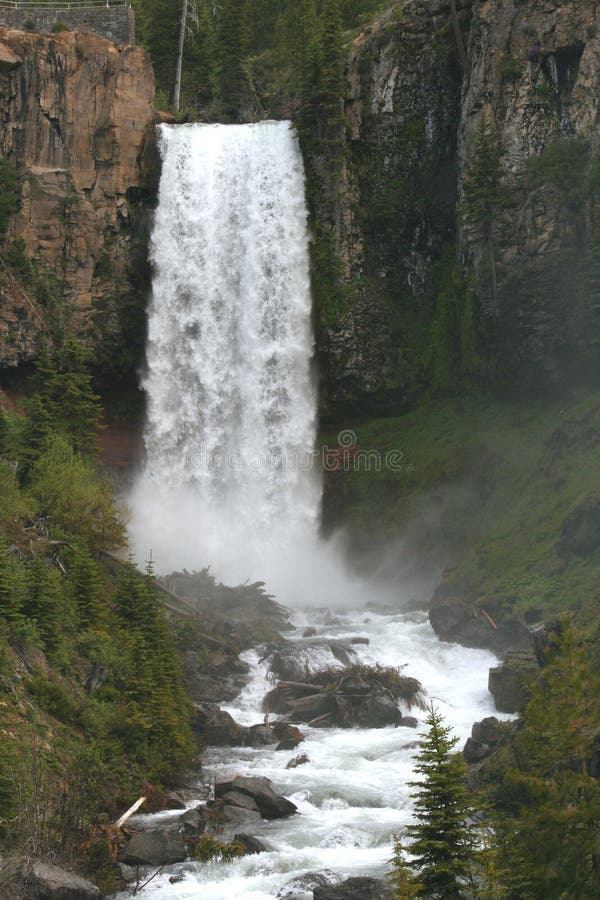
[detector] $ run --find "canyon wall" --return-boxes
[0,27,154,374]
[320,0,600,408]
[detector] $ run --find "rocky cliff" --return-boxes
[0,27,154,374]
[321,0,600,409]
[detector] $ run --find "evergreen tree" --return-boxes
[389,834,421,899]
[25,557,63,652]
[405,705,478,898]
[213,0,248,122]
[69,546,106,629]
[0,539,27,627]
[26,337,102,458]
[498,618,600,899]
[318,0,345,160]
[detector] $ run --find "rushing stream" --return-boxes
[126,120,503,898]
[118,608,500,899]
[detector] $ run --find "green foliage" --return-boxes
[0,159,19,234]
[498,54,520,83]
[427,248,479,396]
[26,337,102,456]
[52,22,69,34]
[389,835,421,898]
[0,539,27,626]
[495,619,600,899]
[193,834,246,862]
[68,545,106,629]
[24,558,64,653]
[26,672,82,725]
[213,0,249,122]
[404,705,479,897]
[462,117,504,238]
[527,136,588,208]
[28,435,126,552]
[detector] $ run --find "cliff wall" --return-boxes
[321,0,600,409]
[0,26,154,374]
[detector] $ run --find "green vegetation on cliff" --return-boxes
[0,349,194,886]
[324,387,600,629]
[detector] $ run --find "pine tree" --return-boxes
[499,617,600,899]
[405,705,478,898]
[213,0,248,123]
[318,0,345,160]
[0,539,27,627]
[69,546,106,629]
[25,557,63,651]
[389,834,421,899]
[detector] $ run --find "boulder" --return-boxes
[277,737,303,751]
[287,753,310,768]
[221,789,261,811]
[122,829,188,866]
[463,736,491,764]
[165,788,204,810]
[233,833,269,854]
[278,870,340,898]
[488,651,539,713]
[192,702,247,745]
[20,862,100,899]
[302,627,317,637]
[215,775,297,819]
[399,715,418,728]
[529,620,564,666]
[179,808,204,835]
[429,586,530,653]
[354,691,402,728]
[313,876,394,900]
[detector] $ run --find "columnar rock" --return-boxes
[0,27,155,367]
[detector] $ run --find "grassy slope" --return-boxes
[323,388,600,625]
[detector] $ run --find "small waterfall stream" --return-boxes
[126,121,502,899]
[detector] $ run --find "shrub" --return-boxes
[28,435,126,552]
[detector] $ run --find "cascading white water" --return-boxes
[130,121,321,588]
[123,121,507,900]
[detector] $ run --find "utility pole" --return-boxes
[173,0,189,112]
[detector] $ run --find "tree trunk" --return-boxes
[173,0,189,112]
[450,0,468,72]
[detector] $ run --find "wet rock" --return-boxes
[234,833,268,854]
[221,790,261,812]
[117,864,138,884]
[122,829,188,866]
[276,737,303,751]
[278,870,341,898]
[302,627,317,637]
[215,775,297,819]
[488,651,539,713]
[247,723,276,746]
[287,753,310,768]
[165,789,205,810]
[354,691,402,728]
[429,587,530,653]
[463,736,491,764]
[313,876,394,900]
[20,861,100,898]
[265,665,422,729]
[179,808,203,835]
[399,715,418,728]
[192,702,247,745]
[169,874,186,884]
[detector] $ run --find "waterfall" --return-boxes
[129,121,322,592]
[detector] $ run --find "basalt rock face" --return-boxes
[458,0,600,388]
[321,1,469,410]
[0,27,155,372]
[322,0,600,408]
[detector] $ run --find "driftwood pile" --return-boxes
[264,664,424,729]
